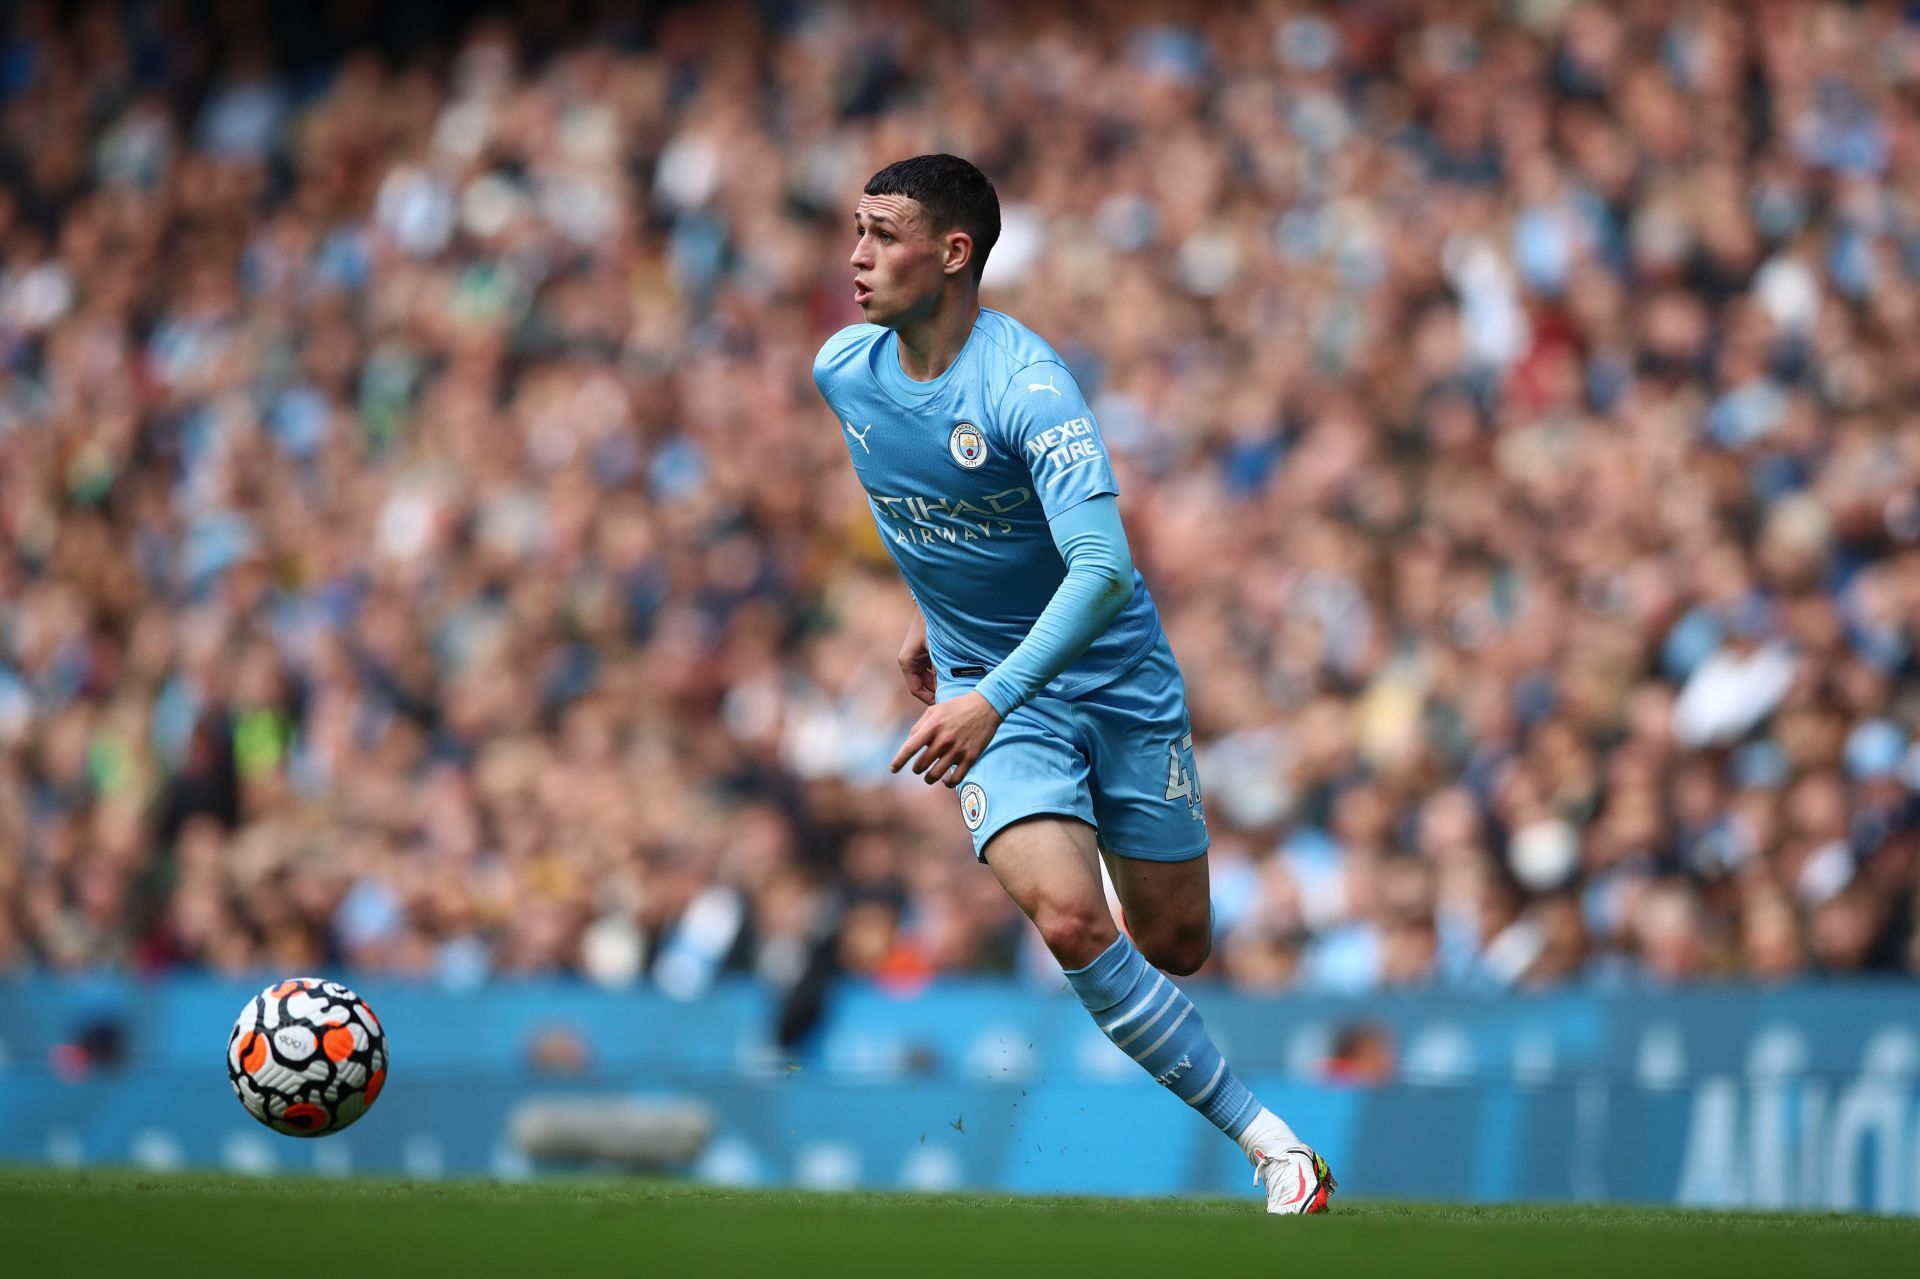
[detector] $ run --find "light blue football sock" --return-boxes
[1064,935,1261,1139]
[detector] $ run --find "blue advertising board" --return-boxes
[2,977,1917,1212]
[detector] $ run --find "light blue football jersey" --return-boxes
[813,308,1163,698]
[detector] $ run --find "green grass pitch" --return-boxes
[4,1170,1915,1279]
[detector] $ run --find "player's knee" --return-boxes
[1031,903,1118,969]
[1136,920,1212,976]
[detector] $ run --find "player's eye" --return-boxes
[878,232,894,244]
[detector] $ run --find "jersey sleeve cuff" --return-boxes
[974,672,1023,718]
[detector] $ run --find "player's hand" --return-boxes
[891,691,1002,787]
[898,626,936,707]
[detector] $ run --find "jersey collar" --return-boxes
[870,317,982,409]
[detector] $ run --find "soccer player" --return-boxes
[812,154,1335,1214]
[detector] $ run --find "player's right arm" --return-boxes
[899,607,936,706]
[811,323,873,400]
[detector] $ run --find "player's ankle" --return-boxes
[1236,1106,1301,1161]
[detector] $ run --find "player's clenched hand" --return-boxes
[898,625,936,707]
[891,691,1002,786]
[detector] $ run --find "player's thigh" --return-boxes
[1101,846,1211,950]
[1078,642,1212,967]
[951,694,1095,863]
[980,814,1111,960]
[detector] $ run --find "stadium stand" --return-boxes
[2,0,1918,1002]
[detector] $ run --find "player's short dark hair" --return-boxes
[864,154,1000,281]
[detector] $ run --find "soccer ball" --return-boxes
[227,977,387,1137]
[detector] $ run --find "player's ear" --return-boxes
[943,231,974,278]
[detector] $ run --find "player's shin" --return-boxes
[1063,934,1287,1142]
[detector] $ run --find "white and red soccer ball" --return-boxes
[227,978,387,1137]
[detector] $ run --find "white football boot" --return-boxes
[1252,1144,1337,1215]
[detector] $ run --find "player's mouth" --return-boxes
[853,279,874,305]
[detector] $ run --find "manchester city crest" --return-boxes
[959,781,988,831]
[948,422,988,469]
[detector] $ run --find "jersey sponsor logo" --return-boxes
[1026,416,1102,481]
[1027,373,1061,396]
[959,781,988,832]
[949,421,989,469]
[868,487,1032,545]
[844,421,874,454]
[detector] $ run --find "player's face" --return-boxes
[850,195,949,327]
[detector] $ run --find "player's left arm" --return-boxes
[890,499,1135,785]
[974,498,1133,715]
[891,362,1132,787]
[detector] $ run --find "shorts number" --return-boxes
[1164,732,1197,803]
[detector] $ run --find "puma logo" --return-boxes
[845,421,873,454]
[1027,374,1061,396]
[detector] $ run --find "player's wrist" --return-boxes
[973,675,1022,719]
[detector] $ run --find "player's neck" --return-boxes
[892,291,980,382]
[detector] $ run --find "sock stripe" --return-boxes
[1112,987,1179,1050]
[1182,1058,1226,1104]
[1132,1003,1192,1063]
[1100,974,1165,1035]
[1064,935,1270,1145]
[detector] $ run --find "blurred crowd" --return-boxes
[4,0,1920,1010]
